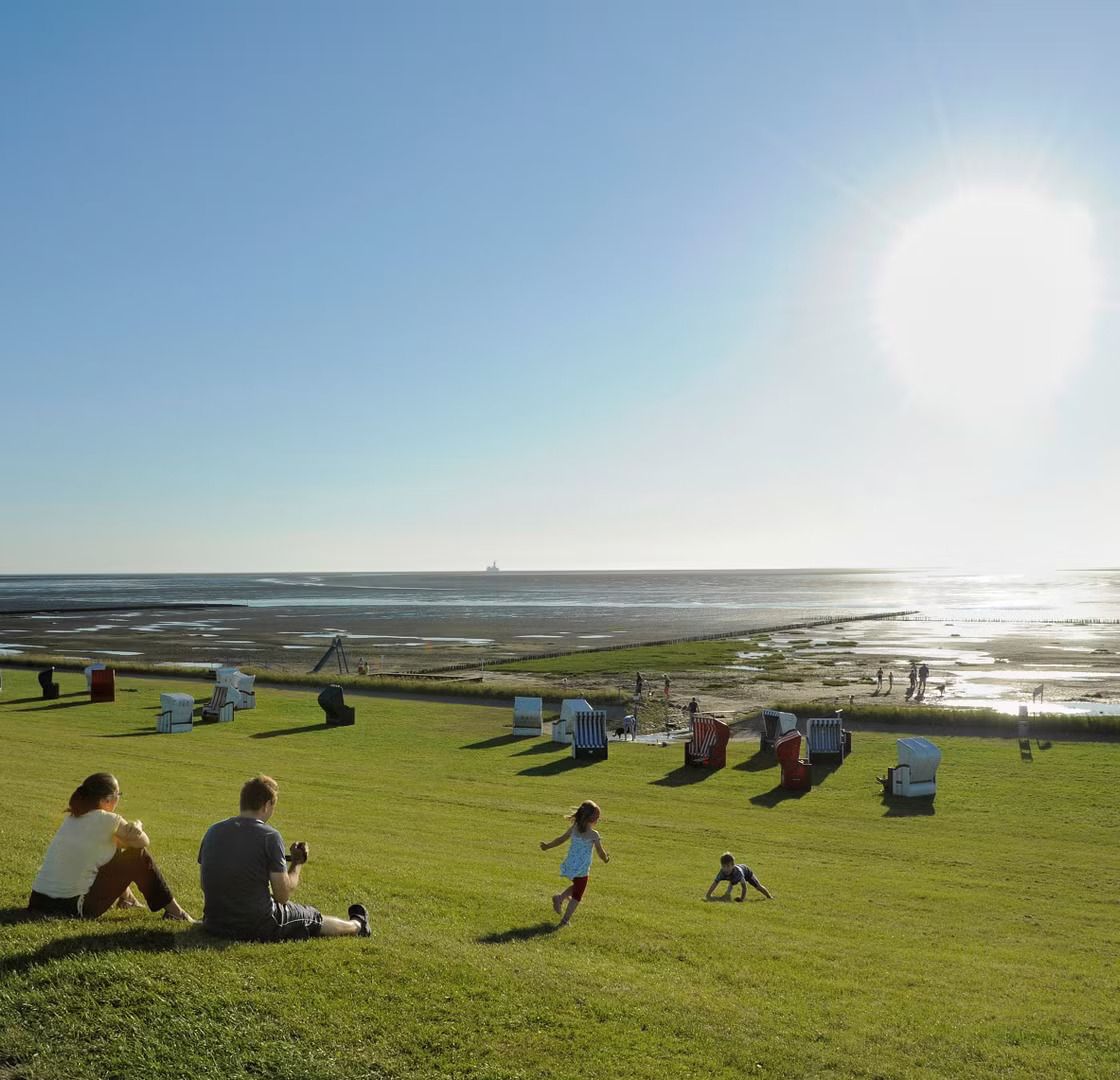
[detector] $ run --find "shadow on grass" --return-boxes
[810,760,843,788]
[251,723,332,740]
[513,741,565,757]
[98,729,162,738]
[0,906,35,926]
[733,749,776,773]
[749,785,809,807]
[14,699,97,713]
[0,924,233,977]
[461,733,525,751]
[880,796,936,817]
[477,921,556,944]
[517,757,587,777]
[1,691,89,707]
[650,765,717,787]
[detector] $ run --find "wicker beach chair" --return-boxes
[684,715,730,768]
[571,710,608,761]
[38,668,60,701]
[318,684,355,726]
[805,713,850,761]
[775,730,812,791]
[201,684,235,723]
[760,709,797,752]
[90,667,116,704]
[157,692,195,734]
[512,696,543,736]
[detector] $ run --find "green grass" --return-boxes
[2,667,1118,1079]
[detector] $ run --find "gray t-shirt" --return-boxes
[198,816,287,937]
[714,863,753,887]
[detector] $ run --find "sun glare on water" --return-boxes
[874,188,1102,415]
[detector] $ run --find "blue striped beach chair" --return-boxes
[805,714,850,761]
[571,710,608,761]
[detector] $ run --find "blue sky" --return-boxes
[3,1,1118,571]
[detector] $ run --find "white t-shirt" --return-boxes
[32,810,124,898]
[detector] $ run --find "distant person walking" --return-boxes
[918,662,930,696]
[906,663,918,701]
[874,666,884,694]
[688,697,699,725]
[663,673,671,699]
[635,672,644,699]
[539,800,610,928]
[887,670,894,694]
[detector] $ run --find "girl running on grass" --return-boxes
[539,800,610,927]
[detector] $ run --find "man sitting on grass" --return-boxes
[198,774,369,942]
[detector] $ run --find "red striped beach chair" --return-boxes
[684,715,730,768]
[775,730,812,791]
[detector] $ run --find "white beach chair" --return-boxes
[553,697,592,744]
[512,696,543,736]
[156,692,194,734]
[233,672,256,710]
[890,737,941,797]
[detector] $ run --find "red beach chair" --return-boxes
[90,668,115,703]
[775,730,812,791]
[684,716,730,769]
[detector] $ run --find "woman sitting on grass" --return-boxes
[28,772,193,922]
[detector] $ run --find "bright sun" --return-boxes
[873,187,1101,414]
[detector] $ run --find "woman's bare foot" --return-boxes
[552,894,563,915]
[116,889,141,910]
[162,900,194,923]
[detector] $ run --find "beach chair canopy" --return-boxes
[571,710,608,760]
[513,696,543,735]
[685,716,730,768]
[897,737,941,783]
[806,714,849,759]
[157,692,194,734]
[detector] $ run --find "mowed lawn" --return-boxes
[1,669,1117,1080]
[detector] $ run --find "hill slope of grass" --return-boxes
[1,668,1117,1079]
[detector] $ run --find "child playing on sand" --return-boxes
[705,852,773,902]
[539,800,610,927]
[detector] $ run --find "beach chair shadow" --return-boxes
[251,723,336,740]
[650,765,717,787]
[517,757,586,777]
[880,795,936,817]
[99,729,162,738]
[749,785,809,807]
[477,921,556,944]
[734,749,777,773]
[512,741,564,757]
[14,699,98,713]
[810,760,843,788]
[461,734,524,750]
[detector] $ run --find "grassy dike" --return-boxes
[2,667,1118,1079]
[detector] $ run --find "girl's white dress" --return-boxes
[559,832,594,879]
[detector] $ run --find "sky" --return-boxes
[3,1,1119,572]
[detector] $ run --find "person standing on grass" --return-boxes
[198,774,370,942]
[705,852,773,903]
[539,800,610,928]
[28,772,193,922]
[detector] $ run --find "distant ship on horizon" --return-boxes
[486,561,500,572]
